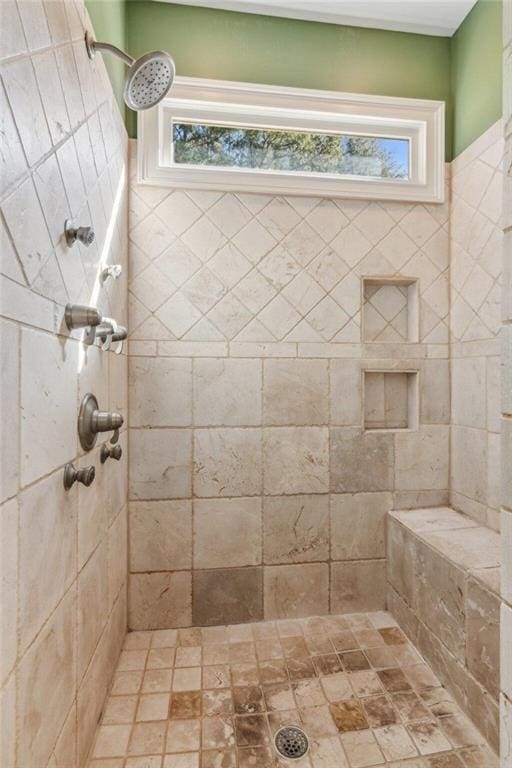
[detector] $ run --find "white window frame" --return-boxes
[138,77,445,203]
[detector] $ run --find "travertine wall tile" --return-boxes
[330,560,387,613]
[263,494,329,564]
[415,539,466,660]
[466,577,500,698]
[452,357,487,429]
[194,428,261,497]
[0,499,17,686]
[194,497,262,568]
[129,428,191,500]
[18,468,77,652]
[193,567,263,625]
[0,2,129,764]
[263,358,328,425]
[329,359,362,425]
[78,541,108,682]
[264,562,329,619]
[264,426,329,494]
[395,426,449,491]
[17,587,76,768]
[420,358,450,424]
[451,426,488,506]
[330,429,394,493]
[330,492,391,560]
[129,571,192,630]
[108,507,127,611]
[20,329,78,486]
[129,500,192,572]
[0,320,19,503]
[450,122,504,532]
[193,358,261,426]
[129,357,192,427]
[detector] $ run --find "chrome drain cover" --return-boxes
[274,726,309,760]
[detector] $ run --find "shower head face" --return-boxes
[124,51,175,110]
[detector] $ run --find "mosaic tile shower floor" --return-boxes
[87,612,498,768]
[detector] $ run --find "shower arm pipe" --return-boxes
[92,41,134,66]
[85,34,134,66]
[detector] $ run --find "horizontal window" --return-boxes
[172,121,410,180]
[138,77,445,203]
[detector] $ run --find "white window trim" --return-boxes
[138,77,445,203]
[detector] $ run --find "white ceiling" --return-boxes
[156,0,477,36]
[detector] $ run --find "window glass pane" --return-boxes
[172,122,409,179]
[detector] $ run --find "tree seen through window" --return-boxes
[172,122,409,179]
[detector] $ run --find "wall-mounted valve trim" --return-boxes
[101,443,122,463]
[63,463,95,490]
[65,303,102,331]
[65,219,95,248]
[78,393,124,451]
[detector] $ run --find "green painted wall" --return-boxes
[88,0,503,159]
[86,0,127,115]
[451,0,502,157]
[125,1,452,156]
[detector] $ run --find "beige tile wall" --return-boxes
[501,1,512,764]
[127,140,451,630]
[0,2,128,767]
[450,120,504,531]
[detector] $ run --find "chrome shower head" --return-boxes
[85,31,175,111]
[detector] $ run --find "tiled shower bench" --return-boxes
[387,507,501,752]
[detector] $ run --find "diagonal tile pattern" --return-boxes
[128,157,450,345]
[88,612,498,768]
[450,124,504,343]
[449,120,504,532]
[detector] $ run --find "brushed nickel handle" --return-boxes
[65,304,102,330]
[63,463,95,490]
[65,219,95,248]
[100,443,122,463]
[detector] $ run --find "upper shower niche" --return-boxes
[362,277,419,343]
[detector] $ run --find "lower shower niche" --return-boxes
[364,370,419,431]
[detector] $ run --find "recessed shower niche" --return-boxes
[362,277,419,342]
[363,369,419,431]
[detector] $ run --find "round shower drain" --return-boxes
[274,725,309,760]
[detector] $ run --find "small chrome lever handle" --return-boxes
[63,463,95,490]
[65,219,95,248]
[101,443,122,463]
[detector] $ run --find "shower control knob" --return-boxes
[100,443,122,463]
[63,463,96,490]
[65,219,95,248]
[78,393,124,451]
